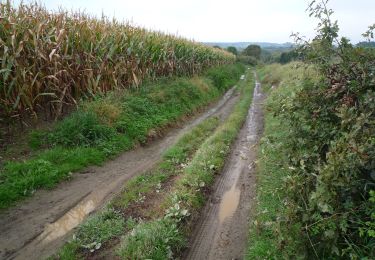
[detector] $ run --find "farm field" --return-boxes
[1,0,374,259]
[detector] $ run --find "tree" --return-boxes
[278,49,299,64]
[226,46,238,55]
[236,55,257,66]
[243,44,261,59]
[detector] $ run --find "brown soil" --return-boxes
[120,174,178,220]
[0,87,239,260]
[184,78,265,260]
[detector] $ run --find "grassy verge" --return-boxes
[245,95,302,258]
[0,63,244,209]
[246,64,316,258]
[253,52,375,258]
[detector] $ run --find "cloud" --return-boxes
[13,0,375,43]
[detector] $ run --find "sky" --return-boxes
[12,0,375,43]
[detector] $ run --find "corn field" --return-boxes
[0,1,235,122]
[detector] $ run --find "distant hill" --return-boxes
[356,41,375,48]
[203,42,294,50]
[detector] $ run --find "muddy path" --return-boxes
[0,86,240,260]
[185,78,265,260]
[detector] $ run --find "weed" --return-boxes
[55,213,138,259]
[28,130,45,150]
[206,63,244,90]
[53,242,81,260]
[84,99,122,126]
[0,146,105,208]
[48,111,116,147]
[117,219,185,259]
[74,209,125,252]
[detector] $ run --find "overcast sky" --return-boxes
[13,0,375,43]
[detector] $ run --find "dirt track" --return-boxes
[185,78,265,260]
[0,87,239,260]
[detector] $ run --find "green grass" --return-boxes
[245,110,295,258]
[53,208,134,259]
[245,68,305,259]
[53,242,82,260]
[74,209,125,250]
[0,147,106,206]
[118,219,185,259]
[48,111,117,147]
[0,63,245,209]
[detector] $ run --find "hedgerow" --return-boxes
[275,1,375,257]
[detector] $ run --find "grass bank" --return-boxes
[246,78,302,258]
[246,63,318,258]
[53,68,254,259]
[0,63,245,209]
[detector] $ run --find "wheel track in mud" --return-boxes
[185,77,265,260]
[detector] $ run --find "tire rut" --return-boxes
[185,78,265,260]
[0,86,239,260]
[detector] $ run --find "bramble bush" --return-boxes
[276,0,375,258]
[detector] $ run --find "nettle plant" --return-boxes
[280,0,375,258]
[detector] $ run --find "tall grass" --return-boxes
[257,62,319,90]
[0,1,235,121]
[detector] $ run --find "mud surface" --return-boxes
[0,87,239,260]
[185,79,265,260]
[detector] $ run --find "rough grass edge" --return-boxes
[245,71,305,259]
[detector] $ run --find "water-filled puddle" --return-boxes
[218,184,241,223]
[36,199,97,244]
